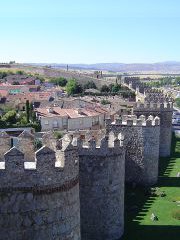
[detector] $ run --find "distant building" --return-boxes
[35,107,108,131]
[4,75,40,85]
[0,82,40,92]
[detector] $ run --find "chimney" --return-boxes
[47,107,54,113]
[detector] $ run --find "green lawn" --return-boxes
[122,134,180,240]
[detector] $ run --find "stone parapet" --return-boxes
[75,134,125,240]
[106,115,160,128]
[134,102,173,110]
[0,134,81,240]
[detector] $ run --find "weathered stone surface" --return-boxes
[134,103,173,157]
[77,139,125,240]
[0,140,81,240]
[106,119,160,186]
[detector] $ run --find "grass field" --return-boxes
[122,134,180,240]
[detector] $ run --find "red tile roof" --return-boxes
[35,107,108,119]
[0,90,8,97]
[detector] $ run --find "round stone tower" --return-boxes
[73,135,125,240]
[106,115,160,186]
[0,133,81,240]
[133,101,173,157]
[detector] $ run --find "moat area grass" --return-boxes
[122,134,180,240]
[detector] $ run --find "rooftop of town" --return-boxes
[35,106,108,119]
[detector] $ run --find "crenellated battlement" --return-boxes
[134,101,173,110]
[72,135,124,157]
[105,115,160,127]
[144,89,163,94]
[0,132,81,240]
[0,136,79,189]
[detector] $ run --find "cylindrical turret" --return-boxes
[106,116,160,185]
[133,102,173,157]
[74,136,125,240]
[0,135,81,240]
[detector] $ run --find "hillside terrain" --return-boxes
[27,61,180,73]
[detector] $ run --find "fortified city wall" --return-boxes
[0,97,173,240]
[133,102,173,157]
[106,115,160,185]
[73,136,125,240]
[0,131,81,240]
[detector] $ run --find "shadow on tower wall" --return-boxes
[122,133,180,240]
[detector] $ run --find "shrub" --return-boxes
[84,81,97,89]
[172,209,180,220]
[101,99,111,105]
[66,79,83,95]
[53,131,63,139]
[50,77,67,87]
[35,139,42,150]
[16,70,24,75]
[31,121,41,132]
[100,84,110,93]
[2,110,17,124]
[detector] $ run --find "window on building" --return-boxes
[44,120,49,125]
[92,117,99,125]
[53,121,58,128]
[62,118,68,126]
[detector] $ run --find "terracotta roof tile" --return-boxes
[35,107,107,119]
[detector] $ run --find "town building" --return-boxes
[35,107,108,131]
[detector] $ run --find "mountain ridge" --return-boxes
[25,61,180,72]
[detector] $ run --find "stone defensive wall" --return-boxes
[134,101,173,110]
[72,136,125,240]
[123,77,173,103]
[144,89,164,94]
[106,115,160,186]
[133,102,173,157]
[143,89,173,103]
[0,131,81,240]
[20,66,117,89]
[43,132,125,240]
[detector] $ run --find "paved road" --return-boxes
[172,107,180,136]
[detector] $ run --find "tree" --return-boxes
[0,118,6,128]
[37,76,45,83]
[31,121,41,132]
[2,110,17,124]
[111,84,121,93]
[35,139,42,150]
[100,85,110,93]
[29,102,35,121]
[175,98,180,108]
[0,71,7,79]
[66,79,83,95]
[53,131,63,139]
[84,81,97,89]
[175,77,180,85]
[101,99,111,105]
[12,81,20,85]
[50,77,67,87]
[16,70,24,75]
[26,100,30,123]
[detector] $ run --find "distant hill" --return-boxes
[25,61,180,73]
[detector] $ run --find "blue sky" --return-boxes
[0,0,180,63]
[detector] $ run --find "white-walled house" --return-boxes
[35,107,107,131]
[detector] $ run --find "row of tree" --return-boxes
[49,77,97,94]
[145,77,180,88]
[49,77,67,87]
[64,79,135,98]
